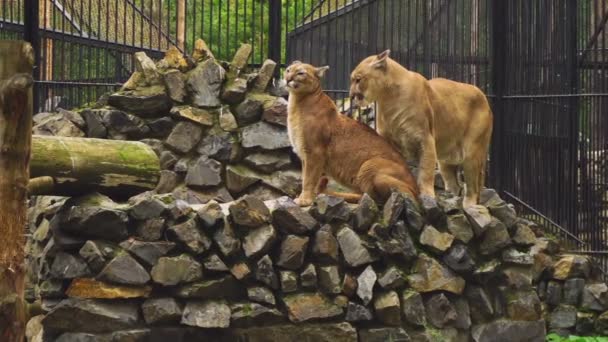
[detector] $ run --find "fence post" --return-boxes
[24,0,40,111]
[268,0,282,70]
[490,0,507,191]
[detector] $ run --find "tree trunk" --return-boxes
[30,135,160,198]
[0,40,35,342]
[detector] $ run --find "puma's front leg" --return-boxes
[295,152,325,207]
[418,135,438,200]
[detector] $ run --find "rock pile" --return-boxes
[25,186,608,341]
[31,41,298,204]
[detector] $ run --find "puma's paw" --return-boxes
[295,196,313,207]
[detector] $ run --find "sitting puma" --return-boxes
[350,50,493,208]
[284,61,418,206]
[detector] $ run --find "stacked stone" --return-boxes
[30,41,298,204]
[24,184,608,342]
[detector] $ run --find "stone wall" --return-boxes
[32,42,298,204]
[24,43,608,342]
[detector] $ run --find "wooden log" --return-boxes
[30,135,160,198]
[0,40,34,342]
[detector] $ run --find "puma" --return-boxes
[350,50,493,208]
[284,61,418,207]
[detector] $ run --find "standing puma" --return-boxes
[350,50,493,208]
[284,61,418,206]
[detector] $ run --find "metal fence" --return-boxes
[2,0,608,268]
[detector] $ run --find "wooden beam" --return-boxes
[0,40,34,342]
[176,0,186,51]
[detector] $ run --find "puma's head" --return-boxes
[349,50,392,107]
[284,61,329,95]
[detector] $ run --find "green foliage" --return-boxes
[546,333,608,342]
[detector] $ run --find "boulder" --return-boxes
[168,218,212,254]
[506,290,541,321]
[244,152,291,173]
[230,302,285,327]
[318,266,341,294]
[280,271,298,293]
[119,240,175,267]
[337,226,377,267]
[471,319,546,342]
[276,235,309,270]
[181,301,231,328]
[247,286,276,306]
[150,254,203,286]
[425,293,457,328]
[175,275,243,300]
[97,254,150,286]
[42,299,140,333]
[165,121,203,154]
[374,291,401,326]
[271,200,318,234]
[254,59,278,92]
[241,121,290,150]
[357,265,377,305]
[234,98,264,126]
[312,225,339,262]
[352,194,379,233]
[301,264,318,289]
[479,219,512,255]
[409,254,466,294]
[420,225,454,253]
[163,69,186,103]
[229,195,271,228]
[187,59,225,107]
[108,86,172,117]
[255,255,279,290]
[142,298,182,325]
[261,96,288,126]
[377,266,406,290]
[243,224,278,258]
[50,252,91,279]
[282,292,343,323]
[402,291,426,326]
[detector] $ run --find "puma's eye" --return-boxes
[355,77,361,83]
[297,71,306,76]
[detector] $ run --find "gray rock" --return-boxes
[546,280,563,306]
[185,156,222,188]
[165,121,203,154]
[280,271,298,293]
[374,291,401,326]
[78,240,119,273]
[248,286,275,306]
[229,195,271,228]
[282,292,343,323]
[489,202,518,228]
[174,275,243,299]
[42,299,140,333]
[337,226,377,267]
[197,201,224,228]
[549,305,577,329]
[213,220,241,257]
[230,302,285,328]
[33,112,85,137]
[506,290,541,321]
[119,240,175,267]
[402,291,426,326]
[98,254,150,286]
[233,98,264,126]
[352,193,379,233]
[134,51,161,84]
[377,266,406,290]
[345,302,373,322]
[203,254,229,272]
[502,248,533,265]
[464,205,493,236]
[196,131,233,162]
[262,96,288,127]
[276,235,309,270]
[576,312,596,335]
[372,221,418,260]
[181,301,231,328]
[553,255,591,280]
[39,279,65,298]
[135,217,166,241]
[471,319,546,342]
[242,121,290,150]
[147,117,175,138]
[129,196,166,221]
[151,254,203,286]
[108,87,172,117]
[254,59,278,92]
[80,109,107,138]
[581,283,608,311]
[310,195,352,223]
[420,225,454,253]
[244,152,291,173]
[479,219,512,255]
[101,110,149,139]
[168,218,212,254]
[61,202,129,241]
[221,78,248,104]
[425,293,457,328]
[243,224,277,258]
[301,264,317,289]
[142,298,182,325]
[454,298,472,330]
[170,105,214,126]
[312,225,339,262]
[256,255,279,289]
[359,328,410,342]
[50,252,91,279]
[187,59,225,107]
[466,286,494,323]
[383,192,406,227]
[271,201,318,234]
[219,106,239,132]
[318,266,341,294]
[442,244,476,273]
[155,170,179,194]
[357,265,377,305]
[563,278,585,305]
[408,254,466,294]
[226,165,260,193]
[163,69,186,102]
[447,213,474,243]
[512,223,536,246]
[342,273,358,298]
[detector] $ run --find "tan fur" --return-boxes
[284,61,418,207]
[350,50,493,208]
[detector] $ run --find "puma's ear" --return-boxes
[315,65,330,78]
[372,49,390,69]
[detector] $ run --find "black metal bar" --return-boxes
[490,0,507,191]
[268,0,282,66]
[24,0,40,109]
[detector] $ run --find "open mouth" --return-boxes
[285,81,299,89]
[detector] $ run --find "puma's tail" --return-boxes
[315,176,363,204]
